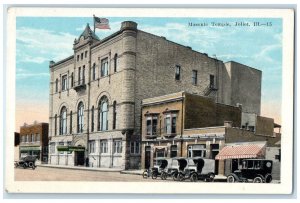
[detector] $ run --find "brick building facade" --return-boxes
[19,122,49,163]
[48,21,262,169]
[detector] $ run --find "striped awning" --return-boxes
[215,143,266,160]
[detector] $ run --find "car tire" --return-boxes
[172,172,177,181]
[253,176,263,183]
[265,174,272,183]
[161,171,167,180]
[227,175,235,183]
[142,171,148,179]
[178,173,185,182]
[190,173,197,182]
[152,172,158,179]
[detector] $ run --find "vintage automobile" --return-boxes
[175,157,215,182]
[14,155,37,170]
[227,159,273,183]
[151,157,172,180]
[190,157,215,182]
[160,157,185,180]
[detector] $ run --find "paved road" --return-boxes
[14,167,163,182]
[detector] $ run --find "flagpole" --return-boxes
[93,14,95,33]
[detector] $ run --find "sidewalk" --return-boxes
[38,164,123,172]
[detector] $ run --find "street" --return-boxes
[14,166,164,182]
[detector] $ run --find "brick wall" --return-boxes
[256,116,274,136]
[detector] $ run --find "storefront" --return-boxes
[19,146,41,160]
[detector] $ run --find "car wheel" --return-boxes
[172,172,178,181]
[253,176,263,183]
[208,174,215,182]
[178,173,185,182]
[142,171,148,179]
[227,175,235,183]
[265,174,272,183]
[190,173,197,182]
[152,172,158,179]
[161,171,167,180]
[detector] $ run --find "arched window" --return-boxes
[98,96,108,131]
[114,54,118,72]
[113,101,117,129]
[77,102,84,133]
[60,107,67,135]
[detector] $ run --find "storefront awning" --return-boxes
[20,146,41,151]
[57,146,85,152]
[215,143,266,160]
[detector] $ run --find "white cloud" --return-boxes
[16,27,77,64]
[16,72,49,79]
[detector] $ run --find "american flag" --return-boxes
[94,16,110,29]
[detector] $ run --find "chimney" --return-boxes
[120,21,137,31]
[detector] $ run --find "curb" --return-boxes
[38,164,123,172]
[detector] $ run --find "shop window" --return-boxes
[113,140,122,154]
[188,144,206,158]
[170,145,177,158]
[58,142,64,154]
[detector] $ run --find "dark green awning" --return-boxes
[57,146,85,152]
[20,146,41,151]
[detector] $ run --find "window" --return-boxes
[146,116,157,136]
[192,70,198,85]
[71,73,74,87]
[156,149,165,158]
[82,66,85,84]
[188,144,206,158]
[112,101,117,129]
[92,63,96,80]
[36,134,40,142]
[54,114,57,136]
[210,74,215,88]
[85,51,88,58]
[100,140,108,153]
[175,65,181,80]
[165,113,177,134]
[26,134,29,143]
[81,53,83,60]
[30,134,34,142]
[130,142,140,154]
[98,96,108,131]
[60,106,67,135]
[114,54,118,72]
[89,140,95,154]
[113,140,122,153]
[62,75,68,91]
[50,143,56,154]
[67,141,72,154]
[59,142,64,154]
[55,79,58,93]
[77,55,79,61]
[77,102,84,133]
[91,106,94,132]
[70,111,72,134]
[170,145,177,158]
[101,58,109,77]
[78,67,82,85]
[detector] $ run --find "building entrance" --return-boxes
[145,146,151,169]
[75,151,85,166]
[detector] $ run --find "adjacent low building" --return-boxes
[19,122,49,163]
[141,91,281,178]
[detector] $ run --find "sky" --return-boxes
[15,17,282,130]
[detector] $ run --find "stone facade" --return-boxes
[48,21,262,170]
[19,122,49,163]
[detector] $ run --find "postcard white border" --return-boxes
[5,7,294,194]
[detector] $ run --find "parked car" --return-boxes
[227,159,273,183]
[160,157,185,180]
[191,157,215,182]
[14,155,37,170]
[151,157,172,180]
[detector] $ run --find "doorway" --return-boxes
[75,151,85,166]
[145,146,151,169]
